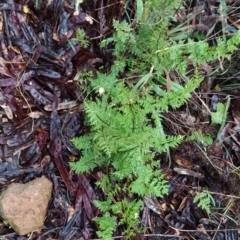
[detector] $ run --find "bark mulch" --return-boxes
[1,0,240,239]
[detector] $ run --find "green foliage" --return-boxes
[70,81,184,197]
[210,96,230,140]
[70,0,240,238]
[93,199,142,240]
[193,190,215,214]
[70,66,198,238]
[211,103,226,125]
[136,0,144,21]
[70,28,89,48]
[188,131,213,146]
[115,200,142,237]
[76,70,94,85]
[109,0,240,86]
[211,97,230,125]
[94,212,117,240]
[34,0,39,9]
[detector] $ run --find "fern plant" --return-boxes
[71,73,201,238]
[71,0,240,238]
[193,190,215,214]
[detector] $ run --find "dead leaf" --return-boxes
[0,105,13,119]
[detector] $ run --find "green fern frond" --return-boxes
[94,198,113,212]
[118,200,142,237]
[94,212,117,240]
[71,135,93,150]
[69,151,95,173]
[94,133,112,157]
[193,190,215,214]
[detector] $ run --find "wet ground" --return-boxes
[1,0,240,239]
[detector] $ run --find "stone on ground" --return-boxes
[0,176,52,235]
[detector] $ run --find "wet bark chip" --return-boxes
[0,176,52,235]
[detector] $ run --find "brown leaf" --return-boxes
[82,193,94,220]
[78,174,96,201]
[75,184,84,212]
[54,154,76,193]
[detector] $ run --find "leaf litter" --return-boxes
[0,0,240,239]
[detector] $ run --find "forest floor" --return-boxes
[1,0,240,239]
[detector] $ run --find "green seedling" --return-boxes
[211,96,230,140]
[211,102,226,125]
[189,131,213,146]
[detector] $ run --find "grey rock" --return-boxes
[0,176,52,235]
